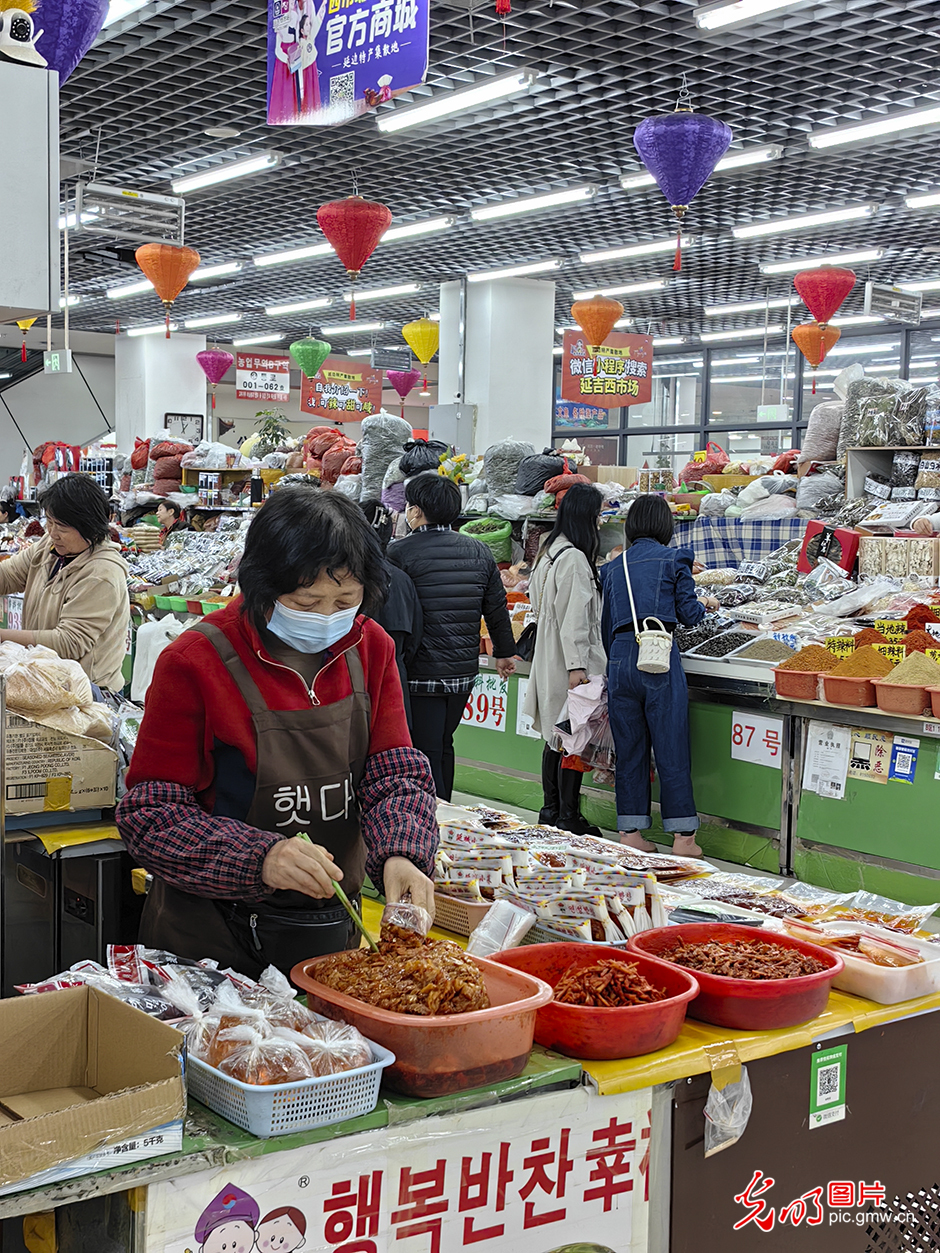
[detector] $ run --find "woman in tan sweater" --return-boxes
[0,475,129,693]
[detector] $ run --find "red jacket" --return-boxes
[120,598,437,901]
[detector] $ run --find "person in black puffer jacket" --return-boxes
[389,474,516,800]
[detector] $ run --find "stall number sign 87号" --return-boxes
[731,711,784,769]
[462,674,509,732]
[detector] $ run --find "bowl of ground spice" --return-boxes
[872,651,940,716]
[773,644,841,701]
[822,645,896,708]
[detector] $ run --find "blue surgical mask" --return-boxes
[267,600,361,652]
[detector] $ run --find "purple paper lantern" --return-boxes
[633,109,732,270]
[35,0,110,84]
[196,348,234,410]
[386,368,421,418]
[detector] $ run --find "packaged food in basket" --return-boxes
[219,1026,315,1085]
[238,965,317,1030]
[272,1021,373,1076]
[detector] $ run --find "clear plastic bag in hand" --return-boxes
[381,898,433,937]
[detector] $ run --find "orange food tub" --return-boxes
[927,686,940,719]
[822,674,878,707]
[872,679,932,717]
[292,954,552,1098]
[773,668,821,701]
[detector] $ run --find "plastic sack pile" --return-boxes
[0,642,113,741]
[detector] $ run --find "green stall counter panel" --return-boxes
[795,733,940,874]
[688,700,783,831]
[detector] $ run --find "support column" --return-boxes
[114,331,207,452]
[437,277,555,454]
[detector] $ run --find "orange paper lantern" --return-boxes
[792,321,840,394]
[571,294,624,374]
[134,243,201,337]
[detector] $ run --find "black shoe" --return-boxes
[538,807,560,826]
[557,765,602,837]
[556,812,603,838]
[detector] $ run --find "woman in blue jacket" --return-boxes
[600,497,717,858]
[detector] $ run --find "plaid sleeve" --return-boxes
[117,781,281,902]
[359,746,439,895]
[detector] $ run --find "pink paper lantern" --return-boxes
[196,349,234,409]
[386,368,421,418]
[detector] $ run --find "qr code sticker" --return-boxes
[896,752,913,774]
[330,72,355,104]
[817,1063,840,1105]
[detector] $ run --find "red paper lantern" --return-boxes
[793,266,856,326]
[792,321,841,394]
[316,195,392,320]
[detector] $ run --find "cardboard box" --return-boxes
[5,714,117,815]
[0,985,185,1191]
[581,465,638,489]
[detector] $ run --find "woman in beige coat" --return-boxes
[0,475,129,693]
[523,484,606,835]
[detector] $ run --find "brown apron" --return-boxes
[141,622,372,979]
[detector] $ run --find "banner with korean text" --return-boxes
[236,352,291,402]
[267,0,430,126]
[560,330,653,409]
[147,1087,651,1253]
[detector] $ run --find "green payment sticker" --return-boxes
[810,1043,847,1129]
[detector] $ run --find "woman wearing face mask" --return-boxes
[117,489,438,977]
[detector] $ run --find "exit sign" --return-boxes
[43,349,73,374]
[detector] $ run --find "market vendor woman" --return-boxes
[117,489,438,977]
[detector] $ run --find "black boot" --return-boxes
[539,744,562,826]
[557,766,602,837]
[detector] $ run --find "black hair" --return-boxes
[39,473,110,546]
[359,499,393,552]
[405,473,461,526]
[0,499,15,522]
[624,494,675,547]
[159,500,183,521]
[541,483,603,585]
[239,487,387,631]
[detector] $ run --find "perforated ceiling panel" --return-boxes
[55,0,940,349]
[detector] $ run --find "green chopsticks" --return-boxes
[295,832,379,952]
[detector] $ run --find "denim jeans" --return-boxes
[607,634,699,832]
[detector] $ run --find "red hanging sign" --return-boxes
[560,330,653,409]
[299,353,382,422]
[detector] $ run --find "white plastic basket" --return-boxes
[433,890,492,936]
[187,1040,395,1138]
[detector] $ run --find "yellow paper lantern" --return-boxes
[15,317,37,362]
[402,317,440,390]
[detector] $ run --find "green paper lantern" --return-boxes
[289,337,331,379]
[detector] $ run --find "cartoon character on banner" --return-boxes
[257,1207,307,1252]
[188,1184,261,1253]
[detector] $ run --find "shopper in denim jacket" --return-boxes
[600,496,717,858]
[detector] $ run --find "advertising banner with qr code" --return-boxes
[267,0,430,127]
[300,353,383,422]
[146,1086,652,1252]
[560,330,653,410]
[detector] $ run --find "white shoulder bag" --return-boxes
[620,549,673,674]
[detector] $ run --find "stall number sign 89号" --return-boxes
[462,674,509,732]
[731,711,783,769]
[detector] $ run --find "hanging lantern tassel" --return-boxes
[671,206,687,272]
[20,341,26,363]
[349,275,357,321]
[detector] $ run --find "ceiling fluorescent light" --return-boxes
[552,346,564,355]
[59,295,80,307]
[127,322,178,337]
[825,342,896,357]
[572,280,666,300]
[467,259,561,283]
[254,242,334,268]
[107,278,154,299]
[264,297,332,316]
[713,373,796,384]
[906,192,940,210]
[319,321,386,335]
[383,216,456,242]
[429,312,441,321]
[102,0,148,27]
[184,312,242,328]
[899,277,940,292]
[348,348,373,356]
[172,153,279,195]
[699,325,783,342]
[377,70,536,134]
[732,204,873,240]
[830,314,883,326]
[471,186,596,222]
[58,210,98,230]
[580,238,694,265]
[620,144,782,190]
[342,283,420,303]
[191,262,243,281]
[809,104,940,151]
[653,336,685,346]
[613,318,633,329]
[233,334,284,346]
[704,296,798,316]
[759,248,884,275]
[695,0,809,32]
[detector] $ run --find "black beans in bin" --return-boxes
[692,631,754,658]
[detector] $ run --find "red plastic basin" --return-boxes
[490,943,699,1060]
[626,923,843,1031]
[773,668,821,701]
[292,953,552,1098]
